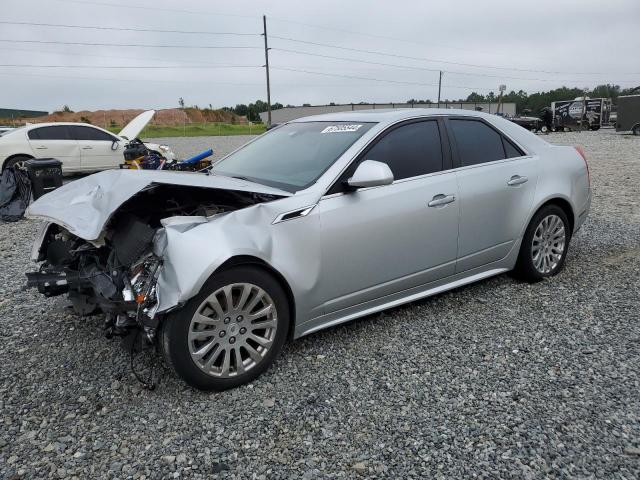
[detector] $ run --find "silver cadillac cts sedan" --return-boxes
[26,109,591,390]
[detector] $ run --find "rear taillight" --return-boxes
[574,145,590,186]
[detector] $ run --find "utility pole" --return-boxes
[262,15,272,127]
[437,71,443,108]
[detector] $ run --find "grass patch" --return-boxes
[106,123,266,138]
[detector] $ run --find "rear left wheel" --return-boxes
[513,204,571,282]
[160,266,290,391]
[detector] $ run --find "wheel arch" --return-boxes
[2,153,34,170]
[528,196,575,234]
[215,255,297,340]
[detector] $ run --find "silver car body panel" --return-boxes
[28,109,591,338]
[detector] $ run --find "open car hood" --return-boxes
[118,110,155,140]
[26,169,291,241]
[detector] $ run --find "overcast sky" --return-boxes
[2,0,639,112]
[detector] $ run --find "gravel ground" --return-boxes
[1,130,639,479]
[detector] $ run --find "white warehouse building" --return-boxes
[259,102,517,124]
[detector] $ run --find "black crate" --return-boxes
[23,158,63,200]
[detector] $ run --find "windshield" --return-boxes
[212,121,375,192]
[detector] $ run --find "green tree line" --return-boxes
[189,84,640,122]
[431,84,638,114]
[223,100,284,122]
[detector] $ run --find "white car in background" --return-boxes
[0,110,174,172]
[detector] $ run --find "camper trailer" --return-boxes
[615,95,640,135]
[552,98,611,131]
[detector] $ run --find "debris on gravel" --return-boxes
[1,130,639,478]
[148,134,254,162]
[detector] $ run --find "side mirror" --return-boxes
[111,140,120,151]
[347,160,394,189]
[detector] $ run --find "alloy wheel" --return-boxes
[531,214,566,274]
[188,283,278,378]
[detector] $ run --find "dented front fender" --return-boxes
[153,200,323,326]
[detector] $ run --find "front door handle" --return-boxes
[35,146,47,150]
[428,194,456,207]
[82,146,93,150]
[507,175,528,186]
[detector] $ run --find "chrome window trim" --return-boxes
[451,155,534,172]
[320,168,456,200]
[320,155,534,200]
[319,113,531,197]
[320,115,449,196]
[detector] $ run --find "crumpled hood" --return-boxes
[26,169,291,241]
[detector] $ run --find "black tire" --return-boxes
[513,204,571,283]
[633,125,640,136]
[160,266,290,391]
[3,155,31,171]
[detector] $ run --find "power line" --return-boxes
[47,0,258,19]
[0,70,404,88]
[271,48,640,84]
[0,20,258,36]
[0,71,265,86]
[268,16,550,62]
[0,39,261,50]
[271,66,493,91]
[0,64,261,69]
[0,46,264,68]
[270,35,640,76]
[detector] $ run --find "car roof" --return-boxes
[24,122,106,128]
[292,107,549,152]
[292,108,492,124]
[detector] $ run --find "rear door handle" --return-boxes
[428,194,456,207]
[35,146,47,150]
[507,175,528,186]
[82,146,93,150]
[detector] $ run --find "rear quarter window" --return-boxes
[503,137,525,158]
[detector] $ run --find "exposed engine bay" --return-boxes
[26,184,279,342]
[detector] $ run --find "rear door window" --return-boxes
[70,125,116,142]
[449,119,505,166]
[28,126,71,140]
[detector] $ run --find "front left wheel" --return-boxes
[160,266,290,391]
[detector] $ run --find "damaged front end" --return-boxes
[27,216,163,340]
[25,171,290,344]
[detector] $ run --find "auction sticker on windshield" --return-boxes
[321,124,363,134]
